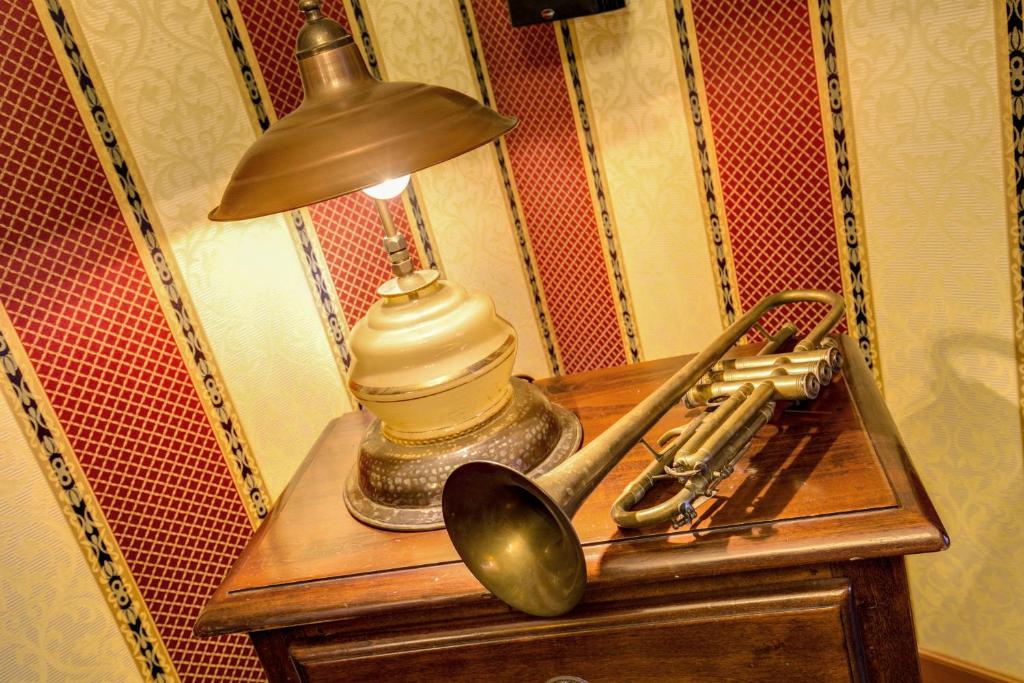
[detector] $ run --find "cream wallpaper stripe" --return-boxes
[558,21,644,362]
[66,0,350,500]
[0,303,175,682]
[456,0,563,375]
[0,395,143,683]
[210,0,358,403]
[671,0,742,328]
[841,0,1024,676]
[571,2,724,359]
[34,0,271,521]
[360,0,551,379]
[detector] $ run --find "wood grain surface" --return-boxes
[196,336,946,638]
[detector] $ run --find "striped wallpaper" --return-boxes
[0,0,1020,679]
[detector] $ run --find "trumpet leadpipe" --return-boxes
[703,359,832,386]
[683,371,820,409]
[714,346,842,374]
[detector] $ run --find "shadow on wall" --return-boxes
[901,330,1023,675]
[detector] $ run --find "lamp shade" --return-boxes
[209,4,517,221]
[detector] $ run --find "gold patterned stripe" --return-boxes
[808,0,883,388]
[670,0,742,329]
[0,303,178,683]
[557,20,644,363]
[35,0,270,526]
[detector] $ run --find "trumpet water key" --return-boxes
[442,290,845,617]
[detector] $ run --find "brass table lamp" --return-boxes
[211,0,581,530]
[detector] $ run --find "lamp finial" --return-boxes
[295,0,351,59]
[298,0,322,21]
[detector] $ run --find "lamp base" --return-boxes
[344,378,582,531]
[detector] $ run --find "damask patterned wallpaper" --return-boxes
[841,0,1024,674]
[0,0,1020,680]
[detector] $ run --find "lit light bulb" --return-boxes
[363,174,410,200]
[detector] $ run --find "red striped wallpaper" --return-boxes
[0,6,261,681]
[470,0,626,374]
[236,0,421,329]
[689,0,845,335]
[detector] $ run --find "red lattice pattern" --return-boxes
[690,0,845,337]
[237,0,418,326]
[471,0,625,373]
[0,8,262,680]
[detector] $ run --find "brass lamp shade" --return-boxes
[209,12,516,221]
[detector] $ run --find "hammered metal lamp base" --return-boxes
[344,378,582,531]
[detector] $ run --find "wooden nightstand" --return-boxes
[196,341,947,682]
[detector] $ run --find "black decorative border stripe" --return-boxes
[292,210,351,366]
[671,0,737,324]
[817,0,876,370]
[1007,0,1024,335]
[215,0,270,132]
[0,325,170,682]
[458,0,561,375]
[44,0,269,520]
[213,0,352,371]
[559,21,641,363]
[349,0,438,270]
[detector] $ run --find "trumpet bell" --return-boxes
[442,461,586,617]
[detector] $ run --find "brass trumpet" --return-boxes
[442,290,845,617]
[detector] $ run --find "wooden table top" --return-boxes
[196,336,946,637]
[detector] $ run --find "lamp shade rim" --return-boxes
[209,77,518,222]
[209,112,517,221]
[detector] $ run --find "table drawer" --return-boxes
[289,581,861,682]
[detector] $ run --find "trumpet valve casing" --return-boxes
[714,346,841,374]
[684,370,821,408]
[704,359,831,386]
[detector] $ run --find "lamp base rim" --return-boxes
[343,379,582,531]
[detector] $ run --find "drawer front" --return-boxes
[289,582,860,682]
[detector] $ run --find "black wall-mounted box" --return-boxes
[507,0,627,27]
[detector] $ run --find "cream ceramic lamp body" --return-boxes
[342,178,580,531]
[349,276,517,443]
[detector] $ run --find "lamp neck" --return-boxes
[374,198,399,239]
